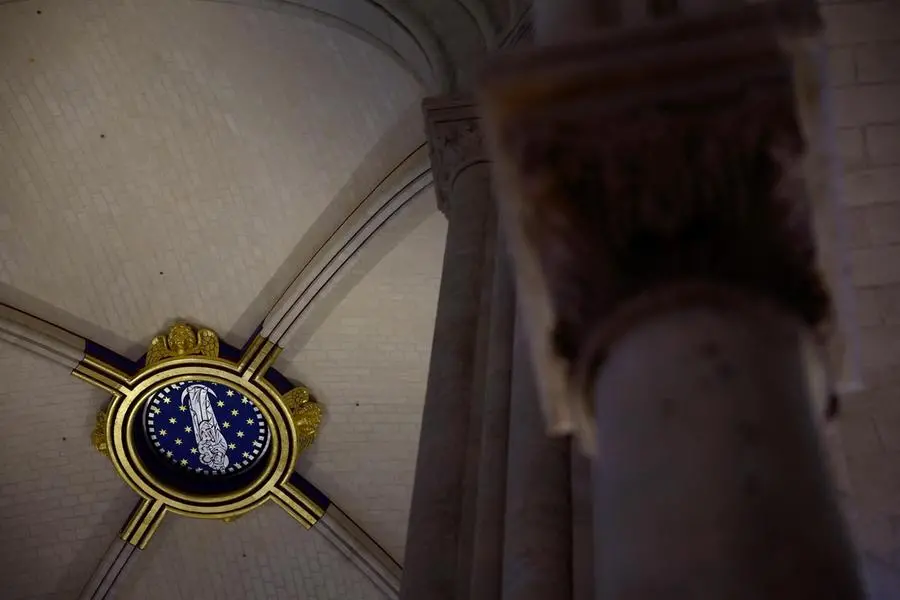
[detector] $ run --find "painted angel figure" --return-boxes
[182,384,229,471]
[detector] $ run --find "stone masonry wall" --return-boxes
[823,0,900,574]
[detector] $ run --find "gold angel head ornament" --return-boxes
[144,322,220,367]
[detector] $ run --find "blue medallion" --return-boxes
[143,379,270,476]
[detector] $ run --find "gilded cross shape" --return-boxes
[75,322,323,548]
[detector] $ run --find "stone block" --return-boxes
[867,124,900,165]
[855,284,900,326]
[844,166,900,206]
[823,2,900,45]
[836,126,867,168]
[833,84,900,128]
[828,46,857,86]
[865,203,900,244]
[857,42,900,83]
[845,205,873,249]
[840,415,884,457]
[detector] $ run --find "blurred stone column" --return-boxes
[478,0,865,598]
[402,95,594,599]
[501,316,574,600]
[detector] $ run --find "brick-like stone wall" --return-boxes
[0,342,137,600]
[279,211,448,562]
[0,0,421,353]
[821,0,900,572]
[122,503,384,599]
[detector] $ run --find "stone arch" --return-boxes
[199,0,452,91]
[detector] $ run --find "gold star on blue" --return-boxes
[145,380,272,476]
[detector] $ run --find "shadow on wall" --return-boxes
[863,554,900,600]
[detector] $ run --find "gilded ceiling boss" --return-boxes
[86,321,324,529]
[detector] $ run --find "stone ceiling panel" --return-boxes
[0,341,137,600]
[278,211,448,561]
[0,0,421,353]
[123,502,385,600]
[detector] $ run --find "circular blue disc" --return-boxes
[143,379,271,477]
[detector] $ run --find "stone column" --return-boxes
[501,317,573,600]
[466,237,515,600]
[570,444,594,600]
[478,1,864,598]
[592,306,861,598]
[401,98,494,600]
[403,96,594,599]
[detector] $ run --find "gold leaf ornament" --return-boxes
[144,322,220,367]
[282,387,322,451]
[92,405,111,458]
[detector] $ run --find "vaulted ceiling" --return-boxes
[0,0,423,351]
[0,0,469,597]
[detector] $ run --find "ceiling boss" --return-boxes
[76,322,324,547]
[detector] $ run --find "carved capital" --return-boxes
[479,1,829,447]
[423,96,488,215]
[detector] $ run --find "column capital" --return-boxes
[478,0,832,445]
[423,95,488,215]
